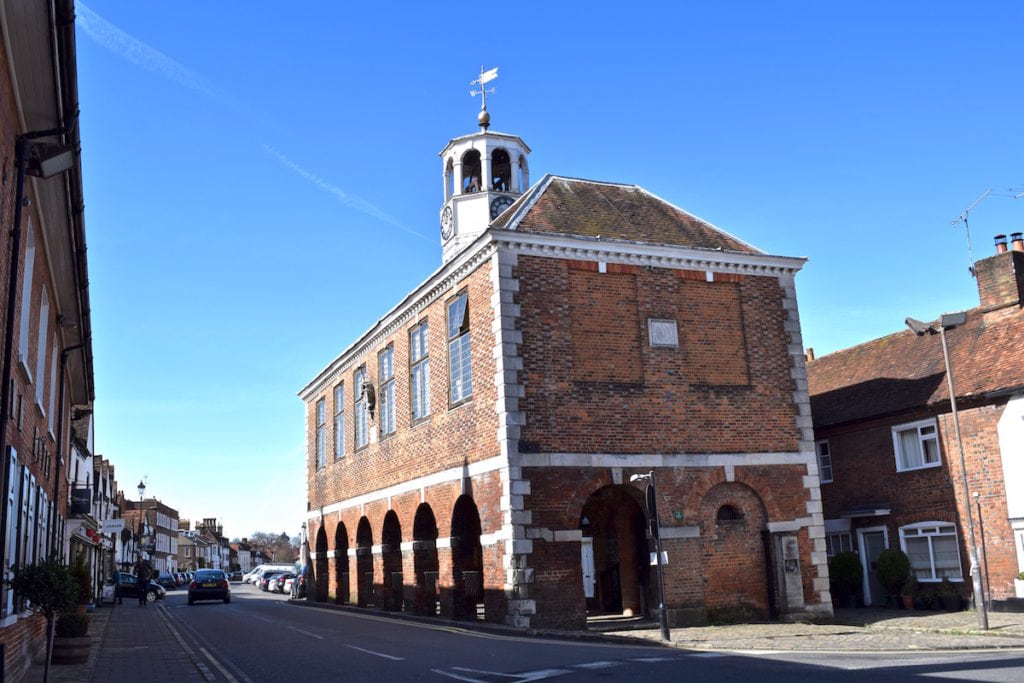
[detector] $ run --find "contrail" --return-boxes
[262,145,428,240]
[77,3,424,238]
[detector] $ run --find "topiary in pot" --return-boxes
[5,555,80,682]
[828,551,863,607]
[875,548,911,600]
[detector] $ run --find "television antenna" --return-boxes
[951,189,991,278]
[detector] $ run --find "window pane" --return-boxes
[922,434,940,464]
[898,428,921,469]
[904,536,932,579]
[933,535,962,579]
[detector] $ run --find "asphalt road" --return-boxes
[158,584,1024,682]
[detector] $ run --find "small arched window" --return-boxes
[445,158,455,200]
[462,150,481,194]
[491,149,511,192]
[716,505,743,524]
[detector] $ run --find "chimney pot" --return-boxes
[994,234,1008,254]
[806,347,815,362]
[1011,232,1024,252]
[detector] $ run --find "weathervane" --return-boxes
[470,65,498,131]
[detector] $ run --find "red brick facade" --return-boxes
[302,173,829,629]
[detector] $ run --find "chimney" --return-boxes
[974,234,1024,310]
[805,347,815,362]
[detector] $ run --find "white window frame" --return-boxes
[825,532,852,558]
[816,439,833,483]
[354,366,368,450]
[17,222,35,375]
[35,286,49,407]
[899,521,963,582]
[333,383,345,460]
[448,292,472,405]
[314,398,326,470]
[892,418,942,472]
[410,321,430,421]
[379,346,395,437]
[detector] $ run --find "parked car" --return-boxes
[111,573,166,602]
[268,572,295,593]
[228,570,243,582]
[188,568,231,605]
[258,571,289,592]
[155,573,178,590]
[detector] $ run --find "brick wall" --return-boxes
[516,257,800,455]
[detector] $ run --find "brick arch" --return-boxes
[314,525,329,602]
[381,511,403,611]
[733,465,803,521]
[333,521,349,604]
[698,481,770,622]
[412,503,439,616]
[450,495,483,620]
[580,485,648,617]
[355,516,374,607]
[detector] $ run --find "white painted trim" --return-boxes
[305,454,506,522]
[515,451,812,469]
[661,526,700,539]
[767,517,814,533]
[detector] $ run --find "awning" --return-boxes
[840,504,891,518]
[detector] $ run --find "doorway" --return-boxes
[857,526,889,606]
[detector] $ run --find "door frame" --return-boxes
[857,525,889,606]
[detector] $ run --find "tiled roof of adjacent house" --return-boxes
[807,308,1024,427]
[492,175,762,253]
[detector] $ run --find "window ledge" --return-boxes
[896,462,942,474]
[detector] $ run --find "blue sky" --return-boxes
[74,2,1024,540]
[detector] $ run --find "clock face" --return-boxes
[490,195,515,220]
[440,205,454,240]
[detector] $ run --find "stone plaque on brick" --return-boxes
[648,318,679,348]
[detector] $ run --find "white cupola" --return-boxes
[438,67,530,263]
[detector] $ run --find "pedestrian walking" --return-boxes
[133,557,153,607]
[112,566,122,605]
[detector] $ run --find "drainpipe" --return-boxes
[49,343,85,558]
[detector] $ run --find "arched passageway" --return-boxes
[413,503,439,616]
[356,517,375,608]
[315,526,329,602]
[580,485,648,616]
[381,511,403,611]
[450,495,483,620]
[334,521,349,604]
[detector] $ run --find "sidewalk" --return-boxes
[21,603,1024,682]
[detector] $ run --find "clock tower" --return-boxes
[439,67,530,263]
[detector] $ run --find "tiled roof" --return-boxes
[808,308,1024,427]
[492,175,761,253]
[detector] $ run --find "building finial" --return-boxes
[470,65,498,131]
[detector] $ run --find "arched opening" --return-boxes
[700,482,770,622]
[412,503,439,616]
[314,526,329,602]
[381,511,403,611]
[355,517,375,608]
[450,495,483,620]
[445,158,455,200]
[580,485,648,616]
[334,522,349,604]
[491,149,511,192]
[517,155,529,192]
[462,150,481,194]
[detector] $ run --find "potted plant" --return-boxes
[901,576,920,610]
[5,555,81,682]
[875,548,911,607]
[938,577,963,611]
[71,554,92,612]
[828,551,863,608]
[1015,571,1024,599]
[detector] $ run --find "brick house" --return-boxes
[807,234,1024,607]
[300,104,830,629]
[0,0,96,677]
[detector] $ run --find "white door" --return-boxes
[858,527,889,606]
[581,538,595,599]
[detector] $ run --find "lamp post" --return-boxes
[905,312,988,630]
[630,471,670,642]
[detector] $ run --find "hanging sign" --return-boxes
[70,487,91,514]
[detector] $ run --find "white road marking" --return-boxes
[574,660,620,669]
[345,644,404,660]
[287,625,323,640]
[431,670,491,682]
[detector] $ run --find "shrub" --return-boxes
[875,548,911,596]
[828,551,863,598]
[55,613,89,638]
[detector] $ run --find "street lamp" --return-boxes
[905,311,988,630]
[630,471,671,642]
